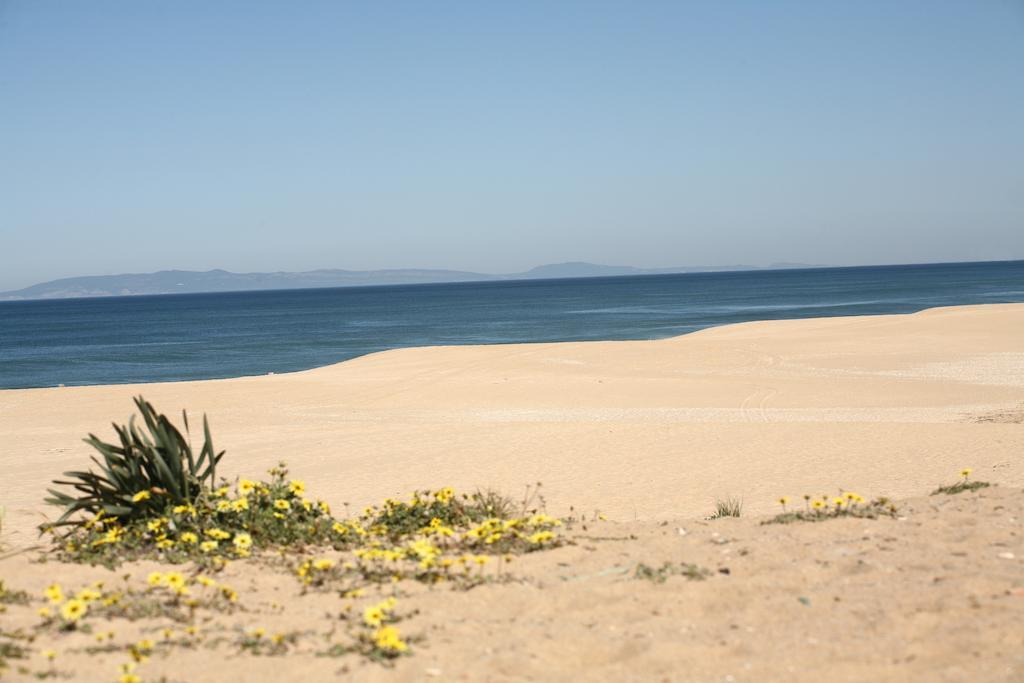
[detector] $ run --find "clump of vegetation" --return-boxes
[764,492,897,525]
[932,468,991,496]
[44,459,338,567]
[634,561,710,583]
[708,497,743,519]
[0,580,30,608]
[36,397,572,667]
[45,396,224,527]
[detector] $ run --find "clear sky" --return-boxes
[1,1,1022,290]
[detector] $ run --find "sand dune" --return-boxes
[2,303,1023,545]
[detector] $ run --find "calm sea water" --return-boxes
[2,261,1023,390]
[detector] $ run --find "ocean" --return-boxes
[2,260,1022,390]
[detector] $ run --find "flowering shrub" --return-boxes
[44,462,338,567]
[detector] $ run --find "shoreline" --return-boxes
[3,300,1020,393]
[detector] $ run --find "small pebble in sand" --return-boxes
[997,552,1015,560]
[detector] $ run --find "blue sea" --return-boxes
[2,260,1023,390]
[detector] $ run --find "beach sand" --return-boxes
[1,303,1022,681]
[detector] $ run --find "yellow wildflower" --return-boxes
[288,480,306,496]
[960,468,972,479]
[374,625,408,653]
[41,649,57,660]
[164,572,186,591]
[44,583,63,604]
[363,606,385,627]
[274,499,291,511]
[312,558,335,571]
[146,572,164,587]
[200,540,218,553]
[180,531,198,544]
[231,497,249,512]
[60,598,87,623]
[38,606,52,618]
[528,531,555,544]
[131,491,151,503]
[239,479,257,494]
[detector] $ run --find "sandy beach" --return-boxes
[1,303,1022,681]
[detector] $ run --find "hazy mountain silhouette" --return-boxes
[0,262,823,300]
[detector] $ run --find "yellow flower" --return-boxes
[251,627,265,639]
[60,598,87,623]
[180,531,198,544]
[374,625,408,653]
[811,500,825,510]
[312,558,335,571]
[274,499,291,511]
[41,649,57,660]
[833,497,845,508]
[778,496,791,507]
[119,674,141,683]
[164,572,186,591]
[215,486,230,498]
[288,480,306,496]
[216,500,232,512]
[527,531,554,544]
[205,528,230,540]
[146,572,164,587]
[434,487,455,503]
[196,576,217,588]
[271,633,285,645]
[75,588,102,603]
[233,532,253,551]
[239,479,257,494]
[363,605,386,627]
[231,497,249,512]
[44,583,63,604]
[200,540,218,553]
[38,606,53,618]
[960,468,972,479]
[131,491,151,503]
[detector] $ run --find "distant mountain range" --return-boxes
[0,262,824,300]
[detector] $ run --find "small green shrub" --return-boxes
[634,562,710,583]
[45,396,223,527]
[932,469,991,496]
[764,494,897,525]
[708,497,742,519]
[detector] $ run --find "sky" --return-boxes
[1,1,1022,291]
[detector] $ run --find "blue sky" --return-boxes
[1,1,1022,290]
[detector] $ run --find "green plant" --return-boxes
[634,562,710,583]
[45,396,224,528]
[932,468,991,496]
[764,495,897,525]
[708,497,743,519]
